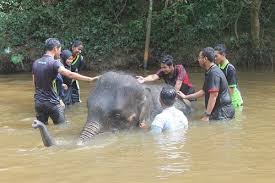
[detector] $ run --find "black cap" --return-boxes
[60,49,72,63]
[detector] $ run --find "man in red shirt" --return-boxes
[137,55,195,96]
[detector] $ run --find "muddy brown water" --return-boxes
[0,71,275,183]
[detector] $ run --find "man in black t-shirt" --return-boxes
[177,47,234,121]
[32,38,99,125]
[137,55,195,96]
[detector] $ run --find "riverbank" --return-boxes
[0,46,274,74]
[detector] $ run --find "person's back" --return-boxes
[33,55,62,105]
[151,106,188,133]
[149,86,188,134]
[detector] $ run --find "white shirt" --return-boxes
[151,106,188,132]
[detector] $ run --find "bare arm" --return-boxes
[58,66,98,82]
[136,74,159,83]
[177,89,205,100]
[201,91,218,121]
[175,80,183,91]
[206,92,218,115]
[32,74,35,86]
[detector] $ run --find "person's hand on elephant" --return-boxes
[136,76,145,84]
[94,75,101,80]
[177,91,186,99]
[88,75,101,82]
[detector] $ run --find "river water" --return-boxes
[0,70,275,183]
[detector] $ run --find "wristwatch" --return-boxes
[204,111,211,117]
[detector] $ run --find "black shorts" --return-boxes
[35,101,65,125]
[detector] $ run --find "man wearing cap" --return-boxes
[32,38,99,125]
[140,86,188,133]
[177,47,235,121]
[136,55,195,96]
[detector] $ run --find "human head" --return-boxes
[160,86,177,107]
[198,47,215,69]
[214,44,226,65]
[160,55,174,74]
[60,49,73,66]
[44,38,61,58]
[71,40,83,56]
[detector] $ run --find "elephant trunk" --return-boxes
[77,121,102,145]
[32,120,55,147]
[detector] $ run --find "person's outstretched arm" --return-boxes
[177,89,205,100]
[136,74,159,84]
[58,66,99,82]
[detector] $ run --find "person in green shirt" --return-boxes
[214,44,243,108]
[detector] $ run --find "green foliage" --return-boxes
[0,0,274,72]
[11,54,23,64]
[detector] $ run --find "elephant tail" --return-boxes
[32,120,55,147]
[77,121,102,145]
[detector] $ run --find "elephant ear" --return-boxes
[137,87,163,125]
[137,88,153,125]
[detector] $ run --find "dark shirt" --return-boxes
[62,64,73,86]
[32,55,63,105]
[156,65,193,94]
[202,64,232,112]
[71,54,84,73]
[55,74,64,98]
[220,63,237,87]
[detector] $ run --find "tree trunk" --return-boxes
[250,0,262,49]
[144,0,153,69]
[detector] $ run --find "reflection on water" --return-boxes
[1,71,275,183]
[154,131,190,179]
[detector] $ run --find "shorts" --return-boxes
[35,100,65,125]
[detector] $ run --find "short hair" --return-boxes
[201,47,215,62]
[160,86,176,106]
[44,38,61,51]
[214,44,226,55]
[161,55,173,66]
[71,40,83,48]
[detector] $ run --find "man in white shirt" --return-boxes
[140,86,188,133]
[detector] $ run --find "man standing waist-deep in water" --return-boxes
[136,55,195,97]
[70,40,85,104]
[214,44,243,108]
[32,38,99,125]
[177,47,235,121]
